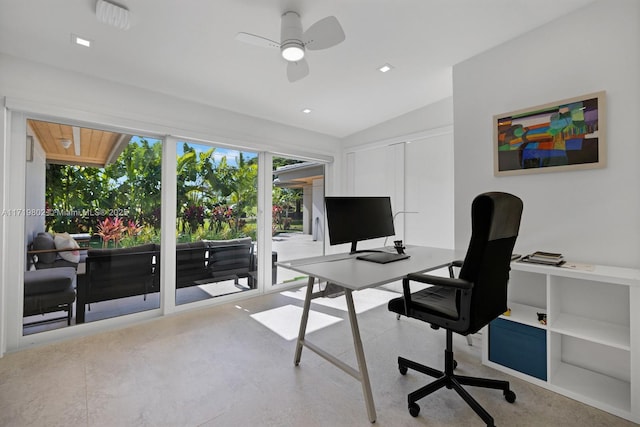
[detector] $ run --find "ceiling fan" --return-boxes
[235,11,346,82]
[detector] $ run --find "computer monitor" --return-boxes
[325,196,395,254]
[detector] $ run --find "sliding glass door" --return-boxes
[19,117,329,338]
[175,141,259,305]
[271,157,325,288]
[24,118,163,334]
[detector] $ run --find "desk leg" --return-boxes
[294,276,315,366]
[345,289,377,423]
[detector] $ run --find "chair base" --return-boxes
[398,331,515,427]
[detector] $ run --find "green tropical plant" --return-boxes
[46,139,264,245]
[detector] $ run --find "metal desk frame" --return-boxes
[280,246,459,423]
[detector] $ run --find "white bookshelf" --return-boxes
[482,260,640,423]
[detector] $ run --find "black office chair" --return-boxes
[388,192,523,427]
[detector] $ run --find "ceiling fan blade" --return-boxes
[287,58,309,82]
[303,16,345,50]
[235,32,280,49]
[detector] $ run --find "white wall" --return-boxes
[342,97,455,250]
[342,97,454,149]
[453,0,640,266]
[341,144,404,252]
[0,100,6,355]
[405,132,454,249]
[0,54,340,159]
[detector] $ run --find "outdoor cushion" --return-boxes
[54,232,80,263]
[32,232,57,264]
[24,267,77,295]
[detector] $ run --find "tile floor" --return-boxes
[1,286,636,427]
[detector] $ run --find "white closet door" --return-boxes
[404,132,454,249]
[346,144,405,247]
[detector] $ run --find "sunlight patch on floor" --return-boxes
[250,304,342,340]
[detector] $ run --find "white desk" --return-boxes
[278,246,460,423]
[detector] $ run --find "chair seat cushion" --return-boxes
[24,288,76,312]
[389,285,459,319]
[24,267,77,295]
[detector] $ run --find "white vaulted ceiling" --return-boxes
[0,0,595,138]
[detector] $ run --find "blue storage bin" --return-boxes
[489,317,547,381]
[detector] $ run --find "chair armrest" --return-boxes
[450,260,464,269]
[27,247,89,254]
[406,272,473,290]
[401,271,473,318]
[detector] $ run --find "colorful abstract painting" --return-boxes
[494,91,606,176]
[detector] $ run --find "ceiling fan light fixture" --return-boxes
[236,10,344,81]
[280,11,305,62]
[281,43,305,62]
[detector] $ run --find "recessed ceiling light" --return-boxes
[378,63,394,73]
[302,108,312,114]
[72,34,92,48]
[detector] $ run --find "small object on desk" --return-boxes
[393,240,406,254]
[503,308,511,316]
[357,252,410,264]
[510,253,521,261]
[519,251,565,266]
[559,261,595,271]
[537,312,547,325]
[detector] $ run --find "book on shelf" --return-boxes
[519,251,565,266]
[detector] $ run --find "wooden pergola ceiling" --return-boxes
[27,119,132,167]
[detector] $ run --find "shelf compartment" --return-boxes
[501,301,545,329]
[551,312,630,350]
[550,362,631,414]
[508,270,546,310]
[549,276,630,334]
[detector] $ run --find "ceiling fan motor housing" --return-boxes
[280,11,305,61]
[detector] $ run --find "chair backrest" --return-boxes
[86,243,158,287]
[458,192,523,333]
[207,237,253,280]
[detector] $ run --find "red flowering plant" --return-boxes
[126,219,143,237]
[96,217,143,247]
[211,205,233,233]
[96,216,126,247]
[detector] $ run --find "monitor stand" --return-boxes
[349,241,384,255]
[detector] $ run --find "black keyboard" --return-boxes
[356,252,410,264]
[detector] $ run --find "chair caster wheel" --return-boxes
[504,389,516,403]
[399,364,408,375]
[408,402,420,417]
